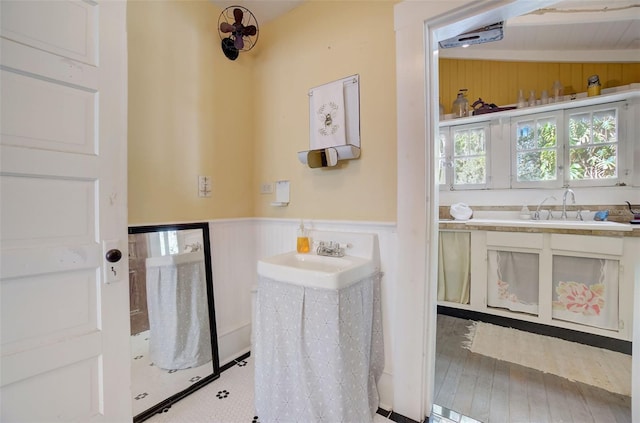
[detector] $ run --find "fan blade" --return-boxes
[220,22,234,33]
[233,8,243,25]
[242,25,257,36]
[234,35,244,50]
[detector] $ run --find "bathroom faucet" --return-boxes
[316,241,345,257]
[534,196,556,220]
[561,188,576,220]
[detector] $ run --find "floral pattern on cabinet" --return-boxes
[551,255,619,330]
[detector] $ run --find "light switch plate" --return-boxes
[260,182,273,194]
[199,175,212,197]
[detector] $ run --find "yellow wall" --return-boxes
[128,0,398,224]
[128,0,254,224]
[127,2,638,224]
[439,59,640,114]
[251,1,398,221]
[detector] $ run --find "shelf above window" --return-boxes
[439,85,639,128]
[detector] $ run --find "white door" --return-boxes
[0,1,130,421]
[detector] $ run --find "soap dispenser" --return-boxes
[296,221,310,253]
[451,89,469,118]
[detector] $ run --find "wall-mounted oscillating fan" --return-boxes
[218,6,259,61]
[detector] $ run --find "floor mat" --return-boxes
[463,321,631,396]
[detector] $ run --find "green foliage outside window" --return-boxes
[516,119,557,182]
[441,104,621,190]
[453,128,486,185]
[455,157,485,184]
[568,110,617,180]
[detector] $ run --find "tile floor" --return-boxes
[131,330,216,417]
[143,355,397,423]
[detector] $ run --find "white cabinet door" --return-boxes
[550,234,623,331]
[0,1,130,421]
[485,232,544,315]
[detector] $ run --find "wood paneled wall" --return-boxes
[439,60,640,114]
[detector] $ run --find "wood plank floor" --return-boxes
[434,314,631,423]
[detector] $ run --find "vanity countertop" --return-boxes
[439,219,640,237]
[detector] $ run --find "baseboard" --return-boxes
[220,351,251,373]
[438,305,632,355]
[377,370,393,412]
[387,410,422,423]
[217,323,251,367]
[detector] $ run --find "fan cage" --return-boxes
[217,5,259,52]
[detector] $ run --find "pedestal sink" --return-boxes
[254,230,383,423]
[257,251,377,290]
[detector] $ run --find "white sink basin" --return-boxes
[257,251,377,290]
[463,218,632,232]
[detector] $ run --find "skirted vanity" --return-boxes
[254,231,384,423]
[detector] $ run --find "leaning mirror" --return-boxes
[128,222,220,422]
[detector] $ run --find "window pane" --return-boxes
[516,121,535,150]
[439,133,446,157]
[454,131,468,156]
[568,110,617,147]
[454,157,486,184]
[438,162,445,185]
[592,110,617,144]
[514,116,558,184]
[517,151,557,181]
[569,144,617,180]
[453,128,486,155]
[568,107,618,181]
[536,119,557,148]
[450,126,488,187]
[438,133,446,185]
[569,113,590,146]
[467,129,485,155]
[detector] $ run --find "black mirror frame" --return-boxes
[129,222,220,422]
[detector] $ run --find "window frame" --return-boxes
[439,121,491,191]
[563,101,625,188]
[510,110,564,189]
[438,95,636,193]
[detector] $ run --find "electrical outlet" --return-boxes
[260,182,273,194]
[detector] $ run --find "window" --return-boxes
[567,105,618,184]
[439,123,489,190]
[512,112,562,188]
[147,231,179,256]
[439,98,634,192]
[511,102,624,188]
[159,231,179,255]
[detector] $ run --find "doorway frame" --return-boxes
[394,1,637,421]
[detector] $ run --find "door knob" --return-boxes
[105,249,123,263]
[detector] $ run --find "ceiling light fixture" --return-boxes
[439,22,504,49]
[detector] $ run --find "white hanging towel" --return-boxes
[311,80,346,149]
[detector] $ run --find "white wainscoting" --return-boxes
[209,218,397,410]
